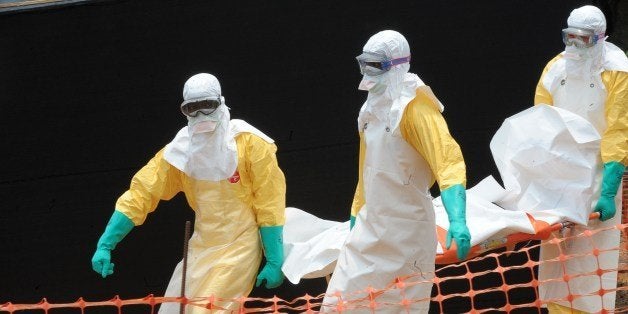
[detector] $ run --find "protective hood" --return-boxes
[163,73,238,181]
[358,31,411,118]
[563,6,605,78]
[357,30,443,128]
[567,5,606,34]
[561,6,628,78]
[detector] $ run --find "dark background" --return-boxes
[1,0,618,312]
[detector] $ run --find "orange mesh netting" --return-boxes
[1,223,625,313]
[1,175,626,313]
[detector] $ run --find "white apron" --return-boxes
[323,96,437,313]
[538,55,622,313]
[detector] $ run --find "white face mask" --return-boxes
[358,77,387,94]
[564,42,603,78]
[565,45,596,60]
[191,120,218,133]
[187,109,222,134]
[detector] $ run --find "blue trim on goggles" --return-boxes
[356,53,411,76]
[561,27,604,48]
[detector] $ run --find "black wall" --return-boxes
[0,0,595,312]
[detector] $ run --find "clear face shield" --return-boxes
[355,51,411,76]
[562,27,603,48]
[180,97,222,117]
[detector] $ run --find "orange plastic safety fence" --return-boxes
[322,224,627,313]
[0,294,326,313]
[623,172,628,225]
[2,224,626,313]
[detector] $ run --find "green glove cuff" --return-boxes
[97,210,135,251]
[259,226,284,266]
[600,161,626,198]
[350,215,356,230]
[440,184,467,223]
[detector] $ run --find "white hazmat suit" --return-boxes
[534,6,628,313]
[323,30,469,313]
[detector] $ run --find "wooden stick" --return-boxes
[180,221,192,314]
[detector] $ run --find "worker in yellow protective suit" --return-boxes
[323,30,471,313]
[90,73,286,313]
[534,5,628,313]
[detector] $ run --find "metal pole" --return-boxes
[180,221,191,314]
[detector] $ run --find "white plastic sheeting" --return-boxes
[282,176,537,284]
[433,176,535,254]
[282,105,613,311]
[491,105,601,225]
[282,207,349,284]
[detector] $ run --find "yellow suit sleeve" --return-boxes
[115,148,183,226]
[400,90,467,190]
[600,70,628,165]
[350,131,366,217]
[241,134,286,227]
[534,54,562,106]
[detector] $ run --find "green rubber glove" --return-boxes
[441,184,471,261]
[91,210,134,278]
[255,226,285,289]
[350,215,356,230]
[594,161,625,221]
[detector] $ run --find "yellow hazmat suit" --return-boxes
[116,131,285,313]
[325,30,468,314]
[351,90,467,218]
[534,5,628,313]
[535,58,627,314]
[330,87,466,314]
[91,73,286,314]
[535,57,628,166]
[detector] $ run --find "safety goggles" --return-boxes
[562,27,603,48]
[180,97,221,117]
[356,51,411,76]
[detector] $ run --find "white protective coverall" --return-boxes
[534,6,628,313]
[322,31,467,313]
[116,75,286,313]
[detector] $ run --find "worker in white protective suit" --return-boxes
[534,6,628,314]
[90,73,286,313]
[322,30,471,313]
